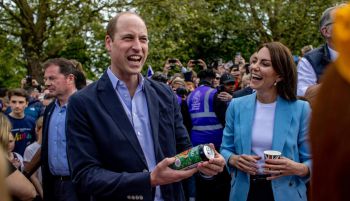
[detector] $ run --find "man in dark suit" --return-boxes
[41,58,86,201]
[66,12,225,201]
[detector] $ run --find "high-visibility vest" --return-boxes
[187,85,223,148]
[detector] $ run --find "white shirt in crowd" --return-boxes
[24,142,42,183]
[297,46,338,96]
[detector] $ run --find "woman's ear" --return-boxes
[276,75,283,83]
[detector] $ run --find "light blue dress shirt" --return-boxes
[107,68,163,201]
[48,100,70,176]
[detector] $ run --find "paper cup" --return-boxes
[264,150,281,160]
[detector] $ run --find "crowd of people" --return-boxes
[0,2,349,201]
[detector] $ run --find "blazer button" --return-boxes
[139,195,144,200]
[289,182,293,186]
[143,169,148,172]
[131,195,136,200]
[127,195,131,199]
[135,195,139,200]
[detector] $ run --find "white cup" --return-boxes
[264,150,282,160]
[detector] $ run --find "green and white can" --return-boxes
[171,144,215,170]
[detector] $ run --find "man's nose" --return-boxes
[132,39,142,51]
[44,79,50,87]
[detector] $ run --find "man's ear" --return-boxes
[320,26,331,39]
[67,74,75,85]
[105,35,112,53]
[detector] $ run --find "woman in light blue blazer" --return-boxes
[221,42,311,201]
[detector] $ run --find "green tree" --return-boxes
[0,0,344,86]
[131,0,341,73]
[0,0,120,85]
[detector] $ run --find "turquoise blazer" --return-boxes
[220,93,311,201]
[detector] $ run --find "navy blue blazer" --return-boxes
[41,101,56,201]
[66,71,192,201]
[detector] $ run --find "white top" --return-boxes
[24,142,42,183]
[297,46,338,96]
[251,100,276,174]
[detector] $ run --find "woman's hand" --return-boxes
[229,154,261,175]
[263,157,309,180]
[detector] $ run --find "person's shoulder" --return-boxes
[304,44,325,57]
[233,92,254,104]
[70,81,98,102]
[295,99,311,109]
[23,115,36,123]
[286,98,311,113]
[303,44,327,64]
[233,87,253,98]
[145,78,173,95]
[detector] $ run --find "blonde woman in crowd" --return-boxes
[0,113,38,201]
[0,147,11,201]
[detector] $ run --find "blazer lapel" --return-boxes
[97,72,148,167]
[240,93,256,154]
[272,96,292,152]
[143,79,162,161]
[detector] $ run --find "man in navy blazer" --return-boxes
[66,12,225,201]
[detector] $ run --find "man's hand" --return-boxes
[197,144,225,176]
[218,92,233,102]
[150,157,198,187]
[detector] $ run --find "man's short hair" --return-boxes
[106,11,145,41]
[319,6,337,30]
[197,69,216,80]
[320,4,346,31]
[43,58,86,90]
[7,88,29,101]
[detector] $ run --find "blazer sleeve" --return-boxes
[170,87,192,152]
[66,93,153,201]
[220,100,237,174]
[298,100,312,183]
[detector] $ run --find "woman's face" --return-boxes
[249,47,280,94]
[7,133,15,152]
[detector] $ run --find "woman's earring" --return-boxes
[274,81,277,86]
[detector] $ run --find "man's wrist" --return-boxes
[150,171,157,187]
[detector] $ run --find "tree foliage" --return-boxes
[0,0,343,87]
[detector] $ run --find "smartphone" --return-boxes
[26,75,32,86]
[169,58,177,63]
[192,60,200,65]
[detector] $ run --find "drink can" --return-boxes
[171,144,215,170]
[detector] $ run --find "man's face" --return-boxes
[9,95,27,116]
[105,14,148,78]
[224,82,236,93]
[44,65,70,98]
